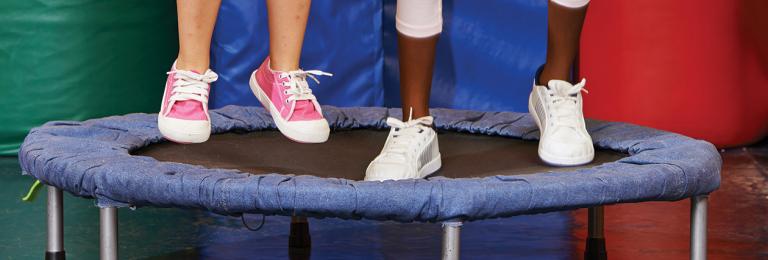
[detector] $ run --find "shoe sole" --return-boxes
[528,91,594,166]
[249,70,329,143]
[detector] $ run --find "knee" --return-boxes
[551,0,590,8]
[396,0,443,38]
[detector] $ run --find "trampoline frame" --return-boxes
[24,106,719,259]
[43,185,709,260]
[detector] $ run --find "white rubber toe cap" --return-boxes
[365,162,413,181]
[281,119,330,143]
[158,115,211,144]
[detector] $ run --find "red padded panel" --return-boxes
[579,0,768,147]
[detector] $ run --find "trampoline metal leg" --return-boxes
[46,186,65,260]
[691,195,708,260]
[442,221,462,260]
[585,206,607,260]
[100,207,118,260]
[289,216,311,248]
[289,216,311,260]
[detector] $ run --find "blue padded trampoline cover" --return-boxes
[19,106,721,222]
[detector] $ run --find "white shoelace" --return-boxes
[165,69,218,115]
[279,69,333,120]
[548,79,588,127]
[378,116,434,163]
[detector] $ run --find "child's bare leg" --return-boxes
[539,0,588,84]
[176,0,222,72]
[267,0,311,71]
[396,0,442,120]
[398,35,438,120]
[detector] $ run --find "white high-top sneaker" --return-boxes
[528,78,594,166]
[365,116,441,181]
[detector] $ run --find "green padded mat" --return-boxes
[0,0,178,155]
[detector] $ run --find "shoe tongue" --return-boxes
[293,100,315,111]
[548,80,574,96]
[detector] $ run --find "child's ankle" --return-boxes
[269,60,299,72]
[175,57,209,73]
[538,65,571,85]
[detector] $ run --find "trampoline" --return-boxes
[18,106,721,260]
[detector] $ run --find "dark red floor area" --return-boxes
[571,141,768,259]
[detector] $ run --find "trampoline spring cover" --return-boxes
[18,106,721,222]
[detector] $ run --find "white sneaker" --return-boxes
[528,78,595,166]
[365,116,441,181]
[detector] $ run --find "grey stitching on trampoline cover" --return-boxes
[18,106,721,222]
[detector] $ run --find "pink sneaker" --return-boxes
[158,62,219,143]
[249,57,332,143]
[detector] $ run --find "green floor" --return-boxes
[0,157,205,259]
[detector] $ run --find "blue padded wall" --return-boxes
[382,0,547,112]
[210,0,546,112]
